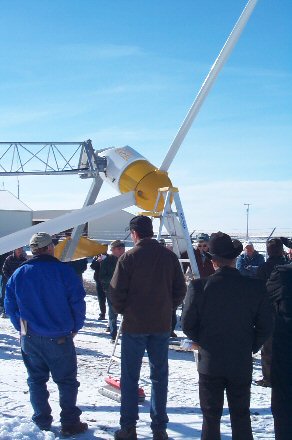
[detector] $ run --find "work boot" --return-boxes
[60,421,88,436]
[114,426,137,440]
[255,378,271,388]
[98,314,105,320]
[152,429,168,440]
[36,424,51,432]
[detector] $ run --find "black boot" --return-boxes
[152,429,168,440]
[60,421,88,436]
[114,426,137,440]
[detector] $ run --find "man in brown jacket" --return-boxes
[109,215,186,440]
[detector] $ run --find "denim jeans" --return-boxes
[21,334,81,429]
[120,332,170,431]
[107,297,118,339]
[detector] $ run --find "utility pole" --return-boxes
[244,203,251,240]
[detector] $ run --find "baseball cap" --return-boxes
[243,240,254,248]
[29,232,53,250]
[196,233,210,242]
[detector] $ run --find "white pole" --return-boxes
[160,0,259,172]
[0,191,135,254]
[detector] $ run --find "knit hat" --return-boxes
[207,231,243,260]
[29,232,53,250]
[129,215,153,237]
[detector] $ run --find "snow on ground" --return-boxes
[0,266,274,439]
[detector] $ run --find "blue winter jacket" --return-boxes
[236,251,265,278]
[5,254,86,337]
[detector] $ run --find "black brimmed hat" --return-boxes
[207,232,243,260]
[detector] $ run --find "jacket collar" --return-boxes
[136,237,156,247]
[214,266,240,276]
[22,254,60,266]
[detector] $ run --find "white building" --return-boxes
[33,208,134,243]
[0,190,33,238]
[87,209,134,242]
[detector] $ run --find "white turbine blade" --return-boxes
[0,191,135,254]
[160,0,259,171]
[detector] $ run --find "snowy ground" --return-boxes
[0,266,275,439]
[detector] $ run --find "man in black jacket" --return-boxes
[1,248,27,317]
[256,238,289,387]
[182,232,272,440]
[268,261,292,439]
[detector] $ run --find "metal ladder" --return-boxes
[153,186,200,279]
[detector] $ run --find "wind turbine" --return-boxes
[0,0,259,256]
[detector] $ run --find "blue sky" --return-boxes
[0,0,291,235]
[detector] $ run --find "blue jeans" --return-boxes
[21,334,81,429]
[120,332,170,431]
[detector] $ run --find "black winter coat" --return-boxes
[267,263,292,387]
[182,266,273,379]
[257,256,289,283]
[2,253,27,284]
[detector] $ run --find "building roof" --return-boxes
[33,209,73,221]
[0,190,32,212]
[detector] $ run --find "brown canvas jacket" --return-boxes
[109,238,186,334]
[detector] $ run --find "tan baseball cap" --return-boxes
[29,232,53,249]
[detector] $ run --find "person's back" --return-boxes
[110,216,186,440]
[6,254,85,337]
[255,238,289,387]
[267,263,292,440]
[182,232,272,440]
[257,256,288,282]
[4,233,87,436]
[194,267,271,378]
[113,237,185,334]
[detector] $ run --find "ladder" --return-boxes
[151,187,200,279]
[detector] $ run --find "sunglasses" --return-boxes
[197,244,208,248]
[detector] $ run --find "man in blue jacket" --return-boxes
[5,232,87,436]
[236,240,265,277]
